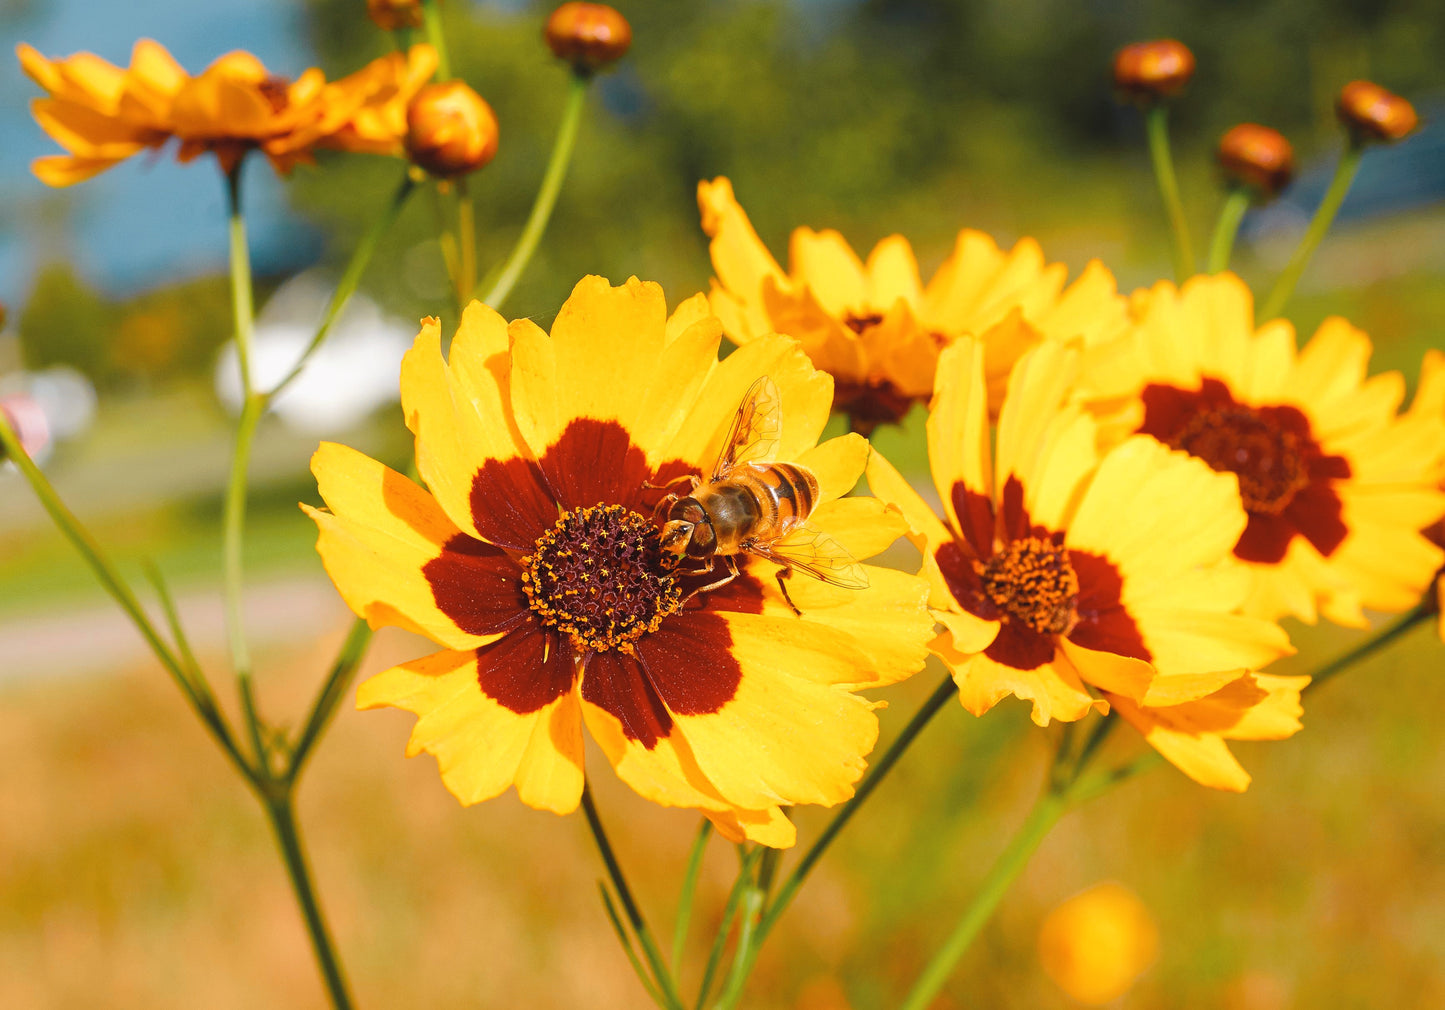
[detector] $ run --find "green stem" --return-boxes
[693,849,760,1010]
[1259,142,1364,320]
[420,0,451,79]
[1145,104,1196,280]
[475,73,590,310]
[581,783,684,1009]
[1207,187,1252,273]
[672,821,713,970]
[898,787,1069,1010]
[269,173,416,400]
[223,165,267,768]
[456,176,476,303]
[0,411,252,779]
[711,886,765,1010]
[1305,602,1431,693]
[759,675,957,942]
[265,791,355,1010]
[286,619,375,779]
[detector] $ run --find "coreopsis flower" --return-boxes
[867,336,1302,790]
[1038,882,1159,1006]
[1079,272,1445,627]
[303,277,932,846]
[698,176,1127,431]
[368,0,423,32]
[17,39,437,183]
[1409,349,1445,641]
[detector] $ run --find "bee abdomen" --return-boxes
[758,462,818,522]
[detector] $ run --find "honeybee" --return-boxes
[656,376,869,606]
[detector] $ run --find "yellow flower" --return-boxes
[867,336,1302,790]
[303,277,933,846]
[1037,882,1159,1005]
[1080,273,1445,627]
[1409,349,1445,642]
[17,39,437,183]
[697,176,1128,430]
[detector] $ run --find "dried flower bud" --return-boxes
[368,0,424,32]
[544,3,632,73]
[1113,40,1195,101]
[1217,123,1294,198]
[1336,80,1418,144]
[405,81,499,177]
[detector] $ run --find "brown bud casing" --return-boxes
[1113,39,1195,101]
[545,3,632,73]
[1217,124,1294,197]
[368,0,423,31]
[405,81,499,177]
[1336,81,1419,143]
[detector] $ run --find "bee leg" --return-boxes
[652,492,678,523]
[775,567,802,616]
[681,556,738,603]
[642,473,697,491]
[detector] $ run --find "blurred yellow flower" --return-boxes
[1408,349,1445,642]
[1038,882,1159,1005]
[868,336,1304,790]
[1080,272,1445,628]
[698,176,1127,432]
[17,39,437,183]
[303,277,932,846]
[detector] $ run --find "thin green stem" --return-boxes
[601,886,670,1008]
[581,783,684,1009]
[711,886,765,1010]
[672,820,713,970]
[269,173,417,400]
[265,792,355,1010]
[476,73,590,310]
[898,788,1069,1010]
[1259,142,1363,320]
[456,176,476,303]
[0,413,254,782]
[419,0,451,79]
[1207,187,1252,273]
[693,848,760,1010]
[286,619,375,780]
[759,675,957,942]
[1305,602,1431,693]
[1145,104,1196,280]
[227,167,256,391]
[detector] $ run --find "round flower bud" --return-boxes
[1336,80,1418,143]
[367,0,423,31]
[405,81,499,177]
[1217,123,1294,197]
[0,394,51,463]
[544,3,632,73]
[1113,39,1195,101]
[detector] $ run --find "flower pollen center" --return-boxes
[1170,405,1308,515]
[976,536,1079,635]
[520,504,682,654]
[843,311,884,334]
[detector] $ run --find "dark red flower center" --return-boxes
[843,311,884,333]
[257,75,292,113]
[1168,404,1309,515]
[520,503,682,654]
[976,535,1079,635]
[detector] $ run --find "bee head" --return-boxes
[658,519,694,564]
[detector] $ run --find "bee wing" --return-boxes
[747,523,870,590]
[713,376,783,480]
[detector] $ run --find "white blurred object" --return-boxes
[214,272,415,434]
[28,367,98,442]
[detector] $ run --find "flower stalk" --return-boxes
[476,72,590,310]
[1145,104,1196,279]
[1259,141,1363,320]
[1207,186,1251,273]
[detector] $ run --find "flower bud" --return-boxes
[1217,123,1294,198]
[368,0,423,31]
[544,3,632,73]
[405,81,499,177]
[1336,80,1418,144]
[1113,39,1195,101]
[1038,883,1159,1006]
